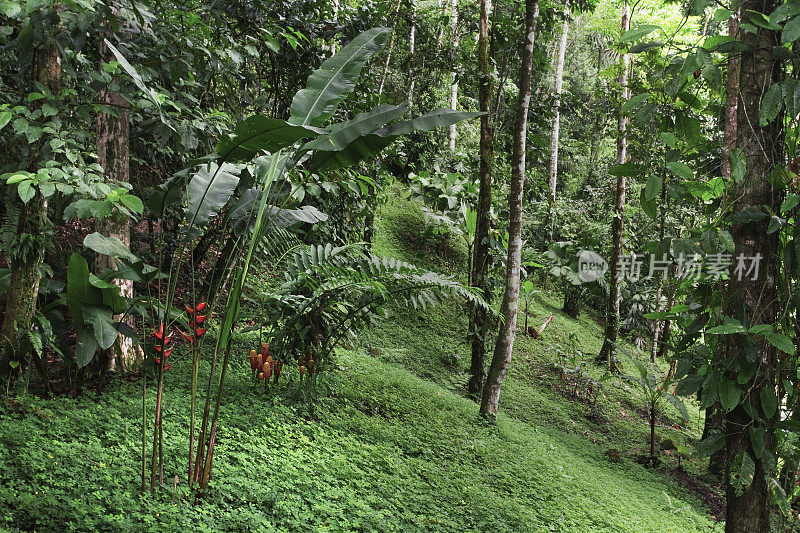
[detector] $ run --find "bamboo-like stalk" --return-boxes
[141,372,146,493]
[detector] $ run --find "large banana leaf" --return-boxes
[186,162,241,230]
[302,104,406,153]
[289,28,391,127]
[214,116,320,163]
[309,109,484,172]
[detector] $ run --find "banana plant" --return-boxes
[104,28,483,494]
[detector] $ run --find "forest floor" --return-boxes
[0,187,722,532]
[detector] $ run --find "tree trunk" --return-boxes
[546,16,569,239]
[96,33,141,372]
[722,0,780,528]
[447,0,459,150]
[467,0,494,399]
[1,42,61,373]
[721,10,740,177]
[407,9,416,108]
[479,0,539,419]
[562,284,580,318]
[596,2,630,372]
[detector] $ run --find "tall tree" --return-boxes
[480,0,539,418]
[95,15,140,372]
[596,1,630,371]
[407,5,416,108]
[467,0,494,398]
[721,0,780,527]
[547,15,569,230]
[704,7,742,478]
[1,36,61,374]
[447,0,459,150]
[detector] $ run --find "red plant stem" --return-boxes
[199,338,235,491]
[188,343,198,487]
[150,367,163,493]
[141,372,146,493]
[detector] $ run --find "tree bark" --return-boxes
[546,16,569,228]
[407,8,416,109]
[596,2,630,372]
[96,31,141,372]
[721,11,740,177]
[467,0,494,398]
[722,0,781,528]
[479,0,539,419]
[1,42,61,372]
[447,0,459,150]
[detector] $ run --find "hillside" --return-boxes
[0,190,719,532]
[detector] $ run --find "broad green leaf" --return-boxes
[783,15,800,43]
[729,148,746,182]
[119,194,144,214]
[311,109,483,172]
[289,28,391,127]
[663,392,690,423]
[714,8,734,21]
[781,194,800,214]
[81,304,117,350]
[84,233,140,263]
[644,174,662,201]
[760,386,778,418]
[747,10,780,30]
[718,229,735,252]
[214,116,319,162]
[718,378,742,411]
[749,426,765,459]
[760,83,783,126]
[609,162,645,176]
[74,325,98,368]
[695,432,725,457]
[304,104,406,169]
[0,111,10,131]
[17,180,34,203]
[749,324,773,335]
[666,161,693,180]
[621,93,649,114]
[765,332,796,354]
[186,163,240,228]
[707,318,746,335]
[622,24,659,42]
[67,253,91,326]
[103,39,162,110]
[629,42,663,53]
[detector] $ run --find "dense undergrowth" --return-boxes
[0,188,719,532]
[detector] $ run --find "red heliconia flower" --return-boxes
[177,328,194,343]
[185,305,195,315]
[163,364,173,372]
[190,315,207,329]
[196,302,207,313]
[194,328,208,338]
[154,357,161,365]
[674,424,680,429]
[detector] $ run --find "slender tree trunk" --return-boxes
[467,0,494,399]
[407,7,416,108]
[96,30,141,372]
[1,42,61,373]
[448,0,459,150]
[722,0,780,528]
[546,16,569,238]
[707,6,743,481]
[479,0,539,419]
[596,2,630,372]
[721,11,740,177]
